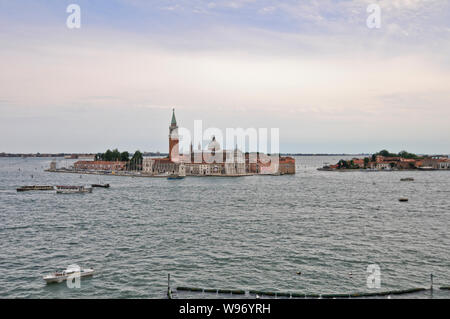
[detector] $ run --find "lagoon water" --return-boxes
[0,156,449,298]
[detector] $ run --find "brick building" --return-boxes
[74,160,127,171]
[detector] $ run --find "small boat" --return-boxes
[56,186,93,194]
[43,265,94,284]
[399,198,409,202]
[17,185,54,192]
[167,174,185,180]
[400,178,414,181]
[91,183,110,188]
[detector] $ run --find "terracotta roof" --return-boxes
[280,157,295,164]
[153,158,173,163]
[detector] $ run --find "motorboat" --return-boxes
[91,183,110,188]
[43,265,94,284]
[56,186,93,194]
[167,174,185,180]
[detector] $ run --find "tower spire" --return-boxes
[171,108,177,127]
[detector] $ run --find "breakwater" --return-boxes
[176,286,430,298]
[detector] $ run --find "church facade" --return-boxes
[142,109,295,176]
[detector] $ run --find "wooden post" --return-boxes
[167,273,172,299]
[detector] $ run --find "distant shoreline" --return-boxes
[0,152,168,158]
[2,153,447,158]
[0,153,372,158]
[317,168,448,172]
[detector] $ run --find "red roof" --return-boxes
[153,158,173,163]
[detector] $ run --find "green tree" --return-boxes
[338,159,349,169]
[129,150,143,171]
[111,148,121,161]
[104,149,113,161]
[364,157,370,168]
[378,149,393,157]
[95,152,103,161]
[398,150,418,159]
[120,151,130,162]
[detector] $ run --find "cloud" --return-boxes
[0,0,449,153]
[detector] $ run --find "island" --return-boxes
[318,150,450,171]
[47,110,296,177]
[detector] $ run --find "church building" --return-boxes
[142,109,295,176]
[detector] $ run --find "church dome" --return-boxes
[207,136,221,151]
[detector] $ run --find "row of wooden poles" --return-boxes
[167,274,450,299]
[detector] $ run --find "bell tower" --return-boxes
[169,108,179,162]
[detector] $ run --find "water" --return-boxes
[0,157,449,298]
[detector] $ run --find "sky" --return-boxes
[0,0,449,154]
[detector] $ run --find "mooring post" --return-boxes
[430,273,434,291]
[167,273,172,299]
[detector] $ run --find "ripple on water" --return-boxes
[0,157,449,298]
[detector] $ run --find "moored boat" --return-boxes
[43,265,94,284]
[17,185,54,192]
[91,183,110,188]
[167,174,185,180]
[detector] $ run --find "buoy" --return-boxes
[296,271,302,275]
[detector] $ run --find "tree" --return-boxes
[338,159,349,169]
[364,157,370,168]
[111,148,121,161]
[398,150,418,159]
[95,152,103,161]
[129,150,143,171]
[104,149,113,161]
[96,149,130,162]
[120,151,130,162]
[378,149,394,157]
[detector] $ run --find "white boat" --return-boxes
[43,265,94,284]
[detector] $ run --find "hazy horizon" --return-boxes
[1,1,449,154]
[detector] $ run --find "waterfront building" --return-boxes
[279,156,296,174]
[73,160,127,171]
[422,156,450,170]
[142,158,154,173]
